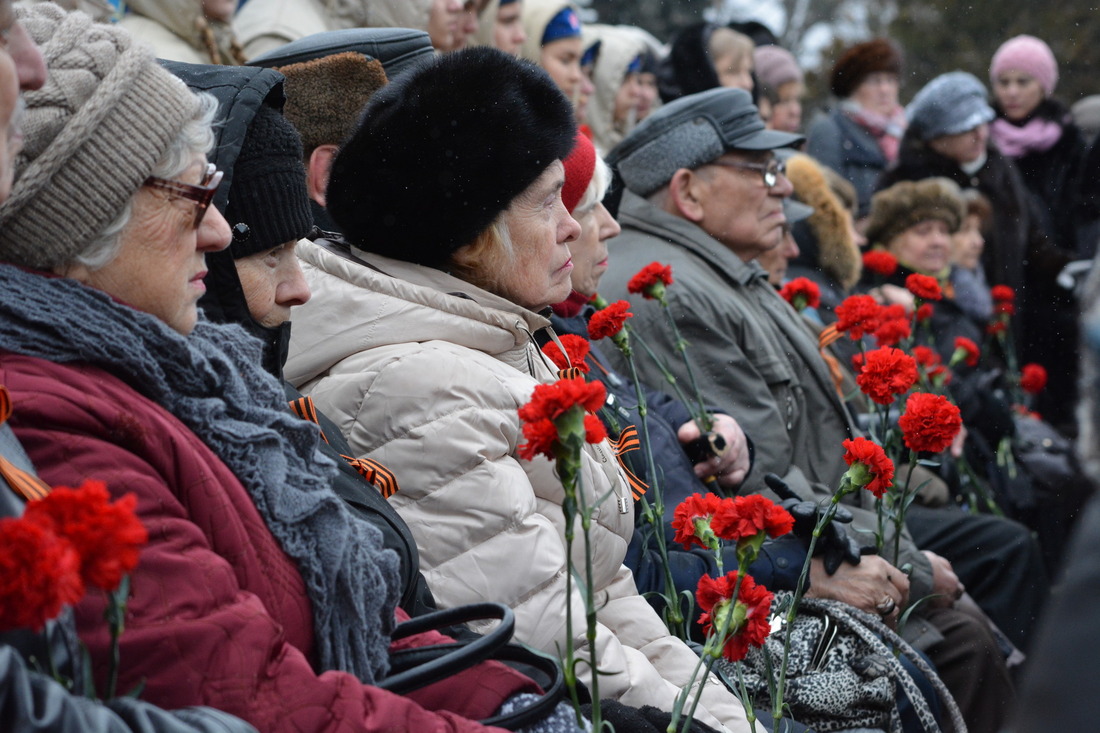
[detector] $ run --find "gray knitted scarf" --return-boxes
[0,264,401,684]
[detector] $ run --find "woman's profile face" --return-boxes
[68,156,232,334]
[714,50,753,91]
[540,37,593,123]
[492,161,581,310]
[850,72,899,116]
[567,201,620,297]
[929,123,989,165]
[950,214,985,270]
[235,240,311,328]
[888,218,952,275]
[994,70,1044,122]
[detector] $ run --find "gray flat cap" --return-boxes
[607,87,803,197]
[907,71,995,142]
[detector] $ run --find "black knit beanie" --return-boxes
[225,104,313,258]
[327,46,577,267]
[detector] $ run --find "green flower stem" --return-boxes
[575,469,603,732]
[657,301,713,433]
[773,481,854,731]
[628,324,698,423]
[104,576,130,700]
[669,564,748,733]
[892,452,918,567]
[557,457,584,725]
[618,334,687,637]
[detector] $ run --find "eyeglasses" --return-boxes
[706,157,786,188]
[143,162,224,228]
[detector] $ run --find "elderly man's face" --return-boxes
[695,151,795,262]
[0,3,46,202]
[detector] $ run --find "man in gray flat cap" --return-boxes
[599,87,1025,733]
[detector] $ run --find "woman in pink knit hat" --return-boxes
[989,34,1087,255]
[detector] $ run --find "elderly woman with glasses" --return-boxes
[0,7,553,733]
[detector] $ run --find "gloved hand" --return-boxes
[765,474,863,575]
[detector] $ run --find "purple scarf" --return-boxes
[991,116,1063,157]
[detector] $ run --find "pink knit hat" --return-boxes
[990,35,1058,97]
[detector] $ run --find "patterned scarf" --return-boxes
[842,100,908,163]
[0,264,401,684]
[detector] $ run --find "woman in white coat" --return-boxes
[284,47,750,733]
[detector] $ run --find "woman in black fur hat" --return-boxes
[285,47,753,732]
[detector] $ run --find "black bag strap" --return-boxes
[480,644,567,730]
[380,602,514,694]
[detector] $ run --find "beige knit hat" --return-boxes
[0,3,200,270]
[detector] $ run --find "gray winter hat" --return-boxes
[608,86,803,197]
[0,4,200,270]
[906,71,995,142]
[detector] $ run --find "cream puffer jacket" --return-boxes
[235,0,432,60]
[285,241,750,733]
[121,0,241,65]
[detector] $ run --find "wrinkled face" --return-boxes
[567,201,620,297]
[950,213,985,270]
[769,81,803,133]
[697,151,794,261]
[540,37,592,124]
[493,161,580,310]
[929,123,989,165]
[70,157,232,334]
[0,6,46,202]
[888,218,952,274]
[636,71,658,120]
[714,50,753,91]
[757,226,799,286]
[613,72,642,125]
[202,0,237,23]
[850,71,899,116]
[427,0,465,52]
[993,70,1045,122]
[493,0,526,55]
[234,240,311,328]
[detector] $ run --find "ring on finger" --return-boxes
[876,596,896,616]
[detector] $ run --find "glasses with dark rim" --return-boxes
[143,162,224,228]
[706,156,786,188]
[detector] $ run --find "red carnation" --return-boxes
[1020,363,1048,395]
[0,518,84,631]
[711,494,794,542]
[912,345,941,368]
[856,347,919,405]
[851,353,865,370]
[671,493,726,550]
[994,301,1016,317]
[697,572,774,663]
[905,273,943,301]
[779,277,821,312]
[987,320,1007,335]
[835,295,883,340]
[916,303,933,322]
[862,250,898,277]
[873,304,911,347]
[627,262,674,301]
[584,414,607,444]
[991,285,1015,303]
[541,334,592,374]
[24,481,147,592]
[953,337,980,367]
[842,437,895,498]
[588,300,633,341]
[899,393,963,454]
[518,377,608,460]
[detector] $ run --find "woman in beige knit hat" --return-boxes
[0,5,569,732]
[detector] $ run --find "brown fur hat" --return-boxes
[830,38,902,99]
[276,52,388,158]
[786,153,862,290]
[865,178,966,248]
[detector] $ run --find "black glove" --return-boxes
[765,474,862,575]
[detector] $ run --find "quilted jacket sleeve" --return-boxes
[2,359,511,733]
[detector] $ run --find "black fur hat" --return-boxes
[327,47,577,267]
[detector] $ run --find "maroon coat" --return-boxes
[1,352,534,733]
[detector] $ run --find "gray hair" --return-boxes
[73,91,219,270]
[572,156,613,216]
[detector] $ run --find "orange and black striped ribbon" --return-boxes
[818,323,842,350]
[0,385,52,501]
[555,366,584,380]
[606,424,648,501]
[288,394,402,496]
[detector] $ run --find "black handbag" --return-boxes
[380,602,567,731]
